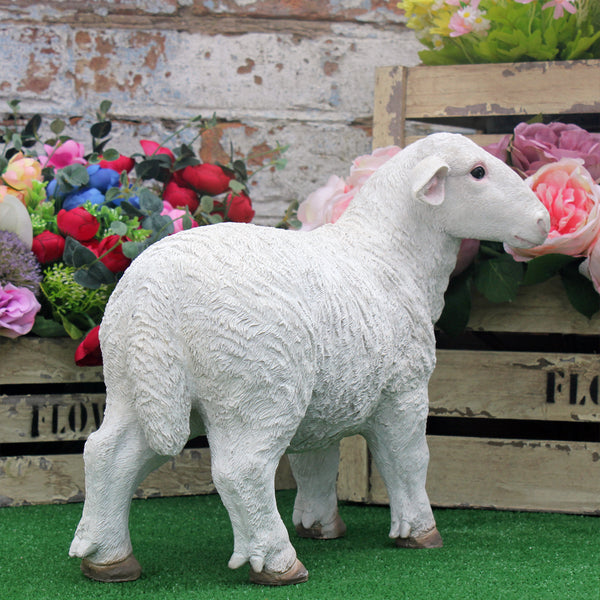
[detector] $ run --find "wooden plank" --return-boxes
[0,394,106,443]
[337,435,370,502]
[403,60,600,120]
[431,350,600,423]
[0,337,103,385]
[404,133,506,147]
[469,278,600,335]
[373,65,407,148]
[369,436,600,515]
[0,450,295,507]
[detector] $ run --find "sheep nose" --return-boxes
[537,215,550,239]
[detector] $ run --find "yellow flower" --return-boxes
[1,153,43,205]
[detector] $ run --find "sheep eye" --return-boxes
[470,166,486,180]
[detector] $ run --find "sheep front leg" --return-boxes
[288,445,346,540]
[208,430,309,586]
[69,405,169,581]
[365,387,443,549]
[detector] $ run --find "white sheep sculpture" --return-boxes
[70,133,550,586]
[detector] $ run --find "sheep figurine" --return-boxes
[70,133,550,586]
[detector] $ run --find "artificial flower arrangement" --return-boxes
[295,120,600,335]
[0,100,286,363]
[397,0,600,65]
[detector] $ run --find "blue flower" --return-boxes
[108,193,140,209]
[87,165,120,193]
[63,187,105,210]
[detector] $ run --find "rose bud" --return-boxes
[57,207,100,242]
[163,180,199,212]
[75,325,102,366]
[31,231,66,264]
[177,163,232,196]
[99,154,136,174]
[97,234,131,273]
[224,191,255,223]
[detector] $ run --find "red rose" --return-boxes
[57,207,100,242]
[96,235,131,273]
[31,231,65,263]
[99,154,135,173]
[163,181,199,212]
[140,139,175,162]
[224,192,255,223]
[75,325,102,366]
[177,164,232,196]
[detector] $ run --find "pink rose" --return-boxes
[298,175,349,231]
[2,153,43,196]
[38,140,87,169]
[505,159,600,260]
[484,135,511,164]
[346,146,401,188]
[0,283,41,338]
[511,122,600,181]
[161,201,199,234]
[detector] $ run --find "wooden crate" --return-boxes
[0,337,295,507]
[337,60,600,515]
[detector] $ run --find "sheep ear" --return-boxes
[410,156,450,206]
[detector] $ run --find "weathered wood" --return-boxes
[0,337,103,385]
[336,435,370,503]
[404,60,600,120]
[0,450,295,507]
[368,436,600,515]
[432,350,600,423]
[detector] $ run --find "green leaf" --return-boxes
[122,240,148,259]
[138,188,164,214]
[228,179,245,194]
[99,100,112,115]
[110,220,128,236]
[23,114,42,137]
[58,164,89,189]
[73,261,116,289]
[31,315,68,337]
[63,236,97,268]
[50,119,66,135]
[200,195,214,213]
[102,148,120,162]
[61,315,84,340]
[474,256,524,303]
[182,213,193,230]
[436,271,472,336]
[560,262,600,319]
[90,121,112,139]
[142,212,174,236]
[522,254,576,286]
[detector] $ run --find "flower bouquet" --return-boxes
[0,100,286,363]
[398,0,600,65]
[294,120,600,334]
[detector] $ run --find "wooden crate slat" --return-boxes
[431,350,600,423]
[404,60,600,120]
[0,449,295,507]
[0,337,103,385]
[367,435,600,515]
[336,435,370,502]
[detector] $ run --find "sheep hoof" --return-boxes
[249,558,309,586]
[80,554,142,582]
[295,513,347,540]
[395,527,443,549]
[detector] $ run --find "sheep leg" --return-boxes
[288,445,346,540]
[208,430,308,586]
[69,405,169,581]
[365,388,442,549]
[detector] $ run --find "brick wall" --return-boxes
[2,1,420,224]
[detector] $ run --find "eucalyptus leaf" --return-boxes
[110,220,128,236]
[474,256,524,303]
[50,119,65,135]
[74,261,116,289]
[99,99,112,115]
[228,180,245,194]
[122,240,148,260]
[63,237,97,268]
[91,121,112,139]
[138,188,164,214]
[200,195,214,213]
[23,114,42,137]
[58,164,89,189]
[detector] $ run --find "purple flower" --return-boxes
[0,282,41,338]
[511,122,600,180]
[0,230,42,293]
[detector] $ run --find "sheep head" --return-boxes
[407,133,550,248]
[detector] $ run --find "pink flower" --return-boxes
[483,135,511,164]
[38,140,87,169]
[298,146,401,231]
[161,201,199,234]
[140,140,175,162]
[511,122,600,181]
[505,159,600,260]
[0,282,40,338]
[1,153,43,199]
[449,1,490,37]
[452,239,481,277]
[542,0,577,19]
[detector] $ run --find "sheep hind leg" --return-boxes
[288,444,346,540]
[69,405,170,582]
[208,432,308,586]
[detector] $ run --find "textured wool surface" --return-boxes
[1,490,598,600]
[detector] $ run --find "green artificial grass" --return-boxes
[0,490,598,600]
